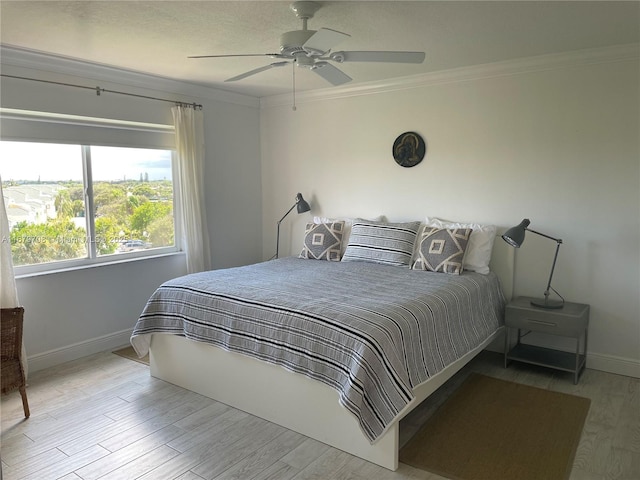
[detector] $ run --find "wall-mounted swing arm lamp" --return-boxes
[272,193,311,260]
[502,218,565,309]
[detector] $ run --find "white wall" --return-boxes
[15,255,187,372]
[1,48,263,370]
[260,47,640,377]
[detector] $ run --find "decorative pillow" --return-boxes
[314,216,385,256]
[299,221,345,261]
[412,227,473,274]
[342,219,421,267]
[424,217,497,274]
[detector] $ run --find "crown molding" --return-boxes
[2,43,636,111]
[260,43,640,109]
[0,45,260,108]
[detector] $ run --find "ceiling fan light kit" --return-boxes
[189,1,426,87]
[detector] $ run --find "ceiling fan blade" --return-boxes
[330,51,425,64]
[303,28,350,56]
[225,61,289,82]
[189,53,283,59]
[312,62,352,86]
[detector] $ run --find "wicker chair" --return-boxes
[1,307,30,418]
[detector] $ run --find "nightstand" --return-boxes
[504,296,590,384]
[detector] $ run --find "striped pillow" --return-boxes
[342,220,421,266]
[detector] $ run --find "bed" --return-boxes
[131,225,513,471]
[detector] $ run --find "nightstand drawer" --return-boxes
[505,311,587,336]
[505,297,589,337]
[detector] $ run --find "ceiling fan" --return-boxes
[189,1,426,86]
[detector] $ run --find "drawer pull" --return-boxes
[527,319,557,327]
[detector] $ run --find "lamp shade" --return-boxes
[502,218,531,248]
[295,193,311,213]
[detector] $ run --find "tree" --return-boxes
[94,183,126,212]
[95,217,120,255]
[131,184,155,199]
[68,185,84,202]
[155,181,174,201]
[54,190,74,219]
[10,220,86,266]
[93,182,128,224]
[147,214,174,247]
[54,186,84,218]
[130,201,172,237]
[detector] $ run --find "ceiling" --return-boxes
[1,1,638,98]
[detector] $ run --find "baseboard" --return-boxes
[587,352,640,379]
[26,328,133,373]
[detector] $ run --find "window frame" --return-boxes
[1,110,182,277]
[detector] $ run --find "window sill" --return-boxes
[14,250,185,279]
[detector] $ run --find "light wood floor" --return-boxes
[1,349,638,480]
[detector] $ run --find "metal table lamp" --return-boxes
[502,219,565,309]
[273,193,311,259]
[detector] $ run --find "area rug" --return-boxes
[400,373,590,480]
[113,345,149,366]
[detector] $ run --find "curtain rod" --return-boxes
[0,73,203,110]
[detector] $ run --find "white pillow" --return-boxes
[314,216,386,256]
[424,217,496,274]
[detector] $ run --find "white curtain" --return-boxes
[1,177,28,376]
[0,179,18,308]
[172,105,211,274]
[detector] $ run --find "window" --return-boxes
[1,140,178,272]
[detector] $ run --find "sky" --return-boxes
[0,141,172,182]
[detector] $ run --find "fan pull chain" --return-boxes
[292,62,297,111]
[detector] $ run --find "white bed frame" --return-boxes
[148,239,514,471]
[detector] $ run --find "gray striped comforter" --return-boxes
[131,257,505,442]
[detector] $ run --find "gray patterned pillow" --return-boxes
[412,227,473,274]
[299,221,345,261]
[342,220,421,267]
